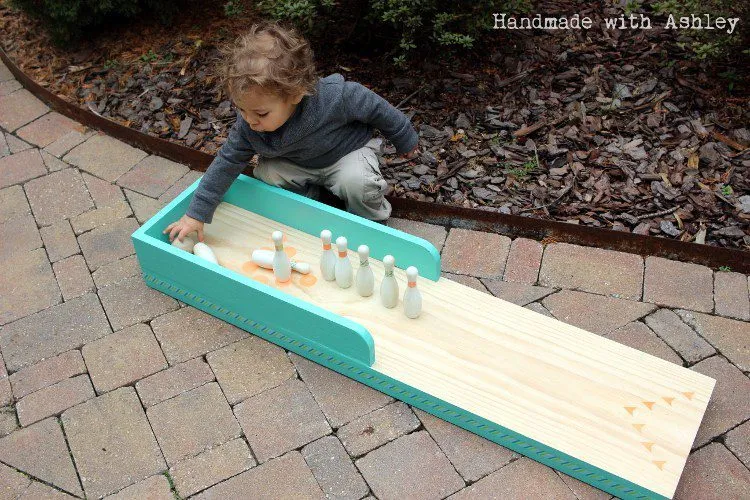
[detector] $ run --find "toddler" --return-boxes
[165,20,420,243]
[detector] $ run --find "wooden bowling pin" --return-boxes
[403,266,422,319]
[320,229,336,281]
[380,254,398,308]
[193,242,218,264]
[272,230,291,282]
[355,245,374,297]
[334,236,353,289]
[252,249,311,274]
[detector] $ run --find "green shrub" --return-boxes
[650,0,749,62]
[9,0,183,44]
[252,0,532,66]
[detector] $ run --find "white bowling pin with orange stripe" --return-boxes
[320,230,336,281]
[403,266,422,319]
[334,236,353,289]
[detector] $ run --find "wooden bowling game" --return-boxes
[133,174,714,499]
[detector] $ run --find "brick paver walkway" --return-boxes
[1,60,749,499]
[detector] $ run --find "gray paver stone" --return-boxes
[690,356,750,447]
[193,451,323,500]
[644,256,714,312]
[302,435,369,500]
[71,200,133,235]
[0,148,46,189]
[0,293,110,371]
[539,243,643,299]
[146,382,241,466]
[40,220,80,263]
[136,357,214,408]
[1,245,60,327]
[290,352,392,428]
[481,279,555,306]
[442,272,487,293]
[674,443,750,499]
[0,89,48,131]
[16,112,82,148]
[725,419,750,470]
[24,168,93,226]
[503,237,543,284]
[82,172,125,208]
[207,335,296,404]
[0,185,29,223]
[644,309,715,364]
[150,307,248,365]
[356,430,464,500]
[77,217,138,271]
[124,188,164,224]
[714,271,750,320]
[441,228,511,278]
[542,290,656,335]
[83,323,167,394]
[104,474,173,500]
[16,374,94,426]
[415,408,516,483]
[0,214,41,259]
[53,254,95,300]
[98,274,179,331]
[63,135,147,182]
[677,310,750,371]
[447,457,576,500]
[0,463,31,498]
[20,481,77,498]
[337,401,420,457]
[234,378,331,463]
[40,149,70,172]
[169,438,255,498]
[116,155,189,198]
[9,350,86,399]
[92,255,141,289]
[45,130,95,158]
[62,387,167,499]
[0,417,83,496]
[606,322,683,365]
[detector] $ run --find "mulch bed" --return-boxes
[1,1,748,251]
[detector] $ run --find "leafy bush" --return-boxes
[650,0,749,62]
[252,0,532,66]
[9,0,183,44]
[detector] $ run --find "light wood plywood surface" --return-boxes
[204,202,714,499]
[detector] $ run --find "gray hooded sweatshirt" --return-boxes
[186,73,419,223]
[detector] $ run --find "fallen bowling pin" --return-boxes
[380,254,398,308]
[252,249,311,274]
[355,245,374,297]
[193,242,218,264]
[272,230,292,282]
[319,229,336,281]
[171,235,196,253]
[403,266,422,319]
[334,236,353,289]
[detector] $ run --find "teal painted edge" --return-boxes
[141,271,667,500]
[223,174,442,282]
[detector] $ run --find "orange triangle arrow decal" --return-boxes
[625,406,636,416]
[662,397,674,406]
[683,391,694,400]
[643,401,655,410]
[653,460,666,470]
[633,423,645,433]
[642,442,654,452]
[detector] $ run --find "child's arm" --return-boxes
[342,81,419,155]
[185,112,256,224]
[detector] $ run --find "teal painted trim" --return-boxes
[132,233,375,367]
[141,270,667,500]
[223,175,441,281]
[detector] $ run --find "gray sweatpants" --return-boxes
[253,138,392,221]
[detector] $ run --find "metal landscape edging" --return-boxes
[3,46,748,273]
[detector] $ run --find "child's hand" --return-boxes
[400,145,420,160]
[163,215,205,243]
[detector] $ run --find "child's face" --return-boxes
[235,86,304,133]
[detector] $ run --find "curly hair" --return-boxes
[219,20,319,102]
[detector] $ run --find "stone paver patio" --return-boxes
[1,60,749,499]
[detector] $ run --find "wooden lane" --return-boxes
[204,202,714,498]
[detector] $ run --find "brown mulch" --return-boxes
[1,1,749,251]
